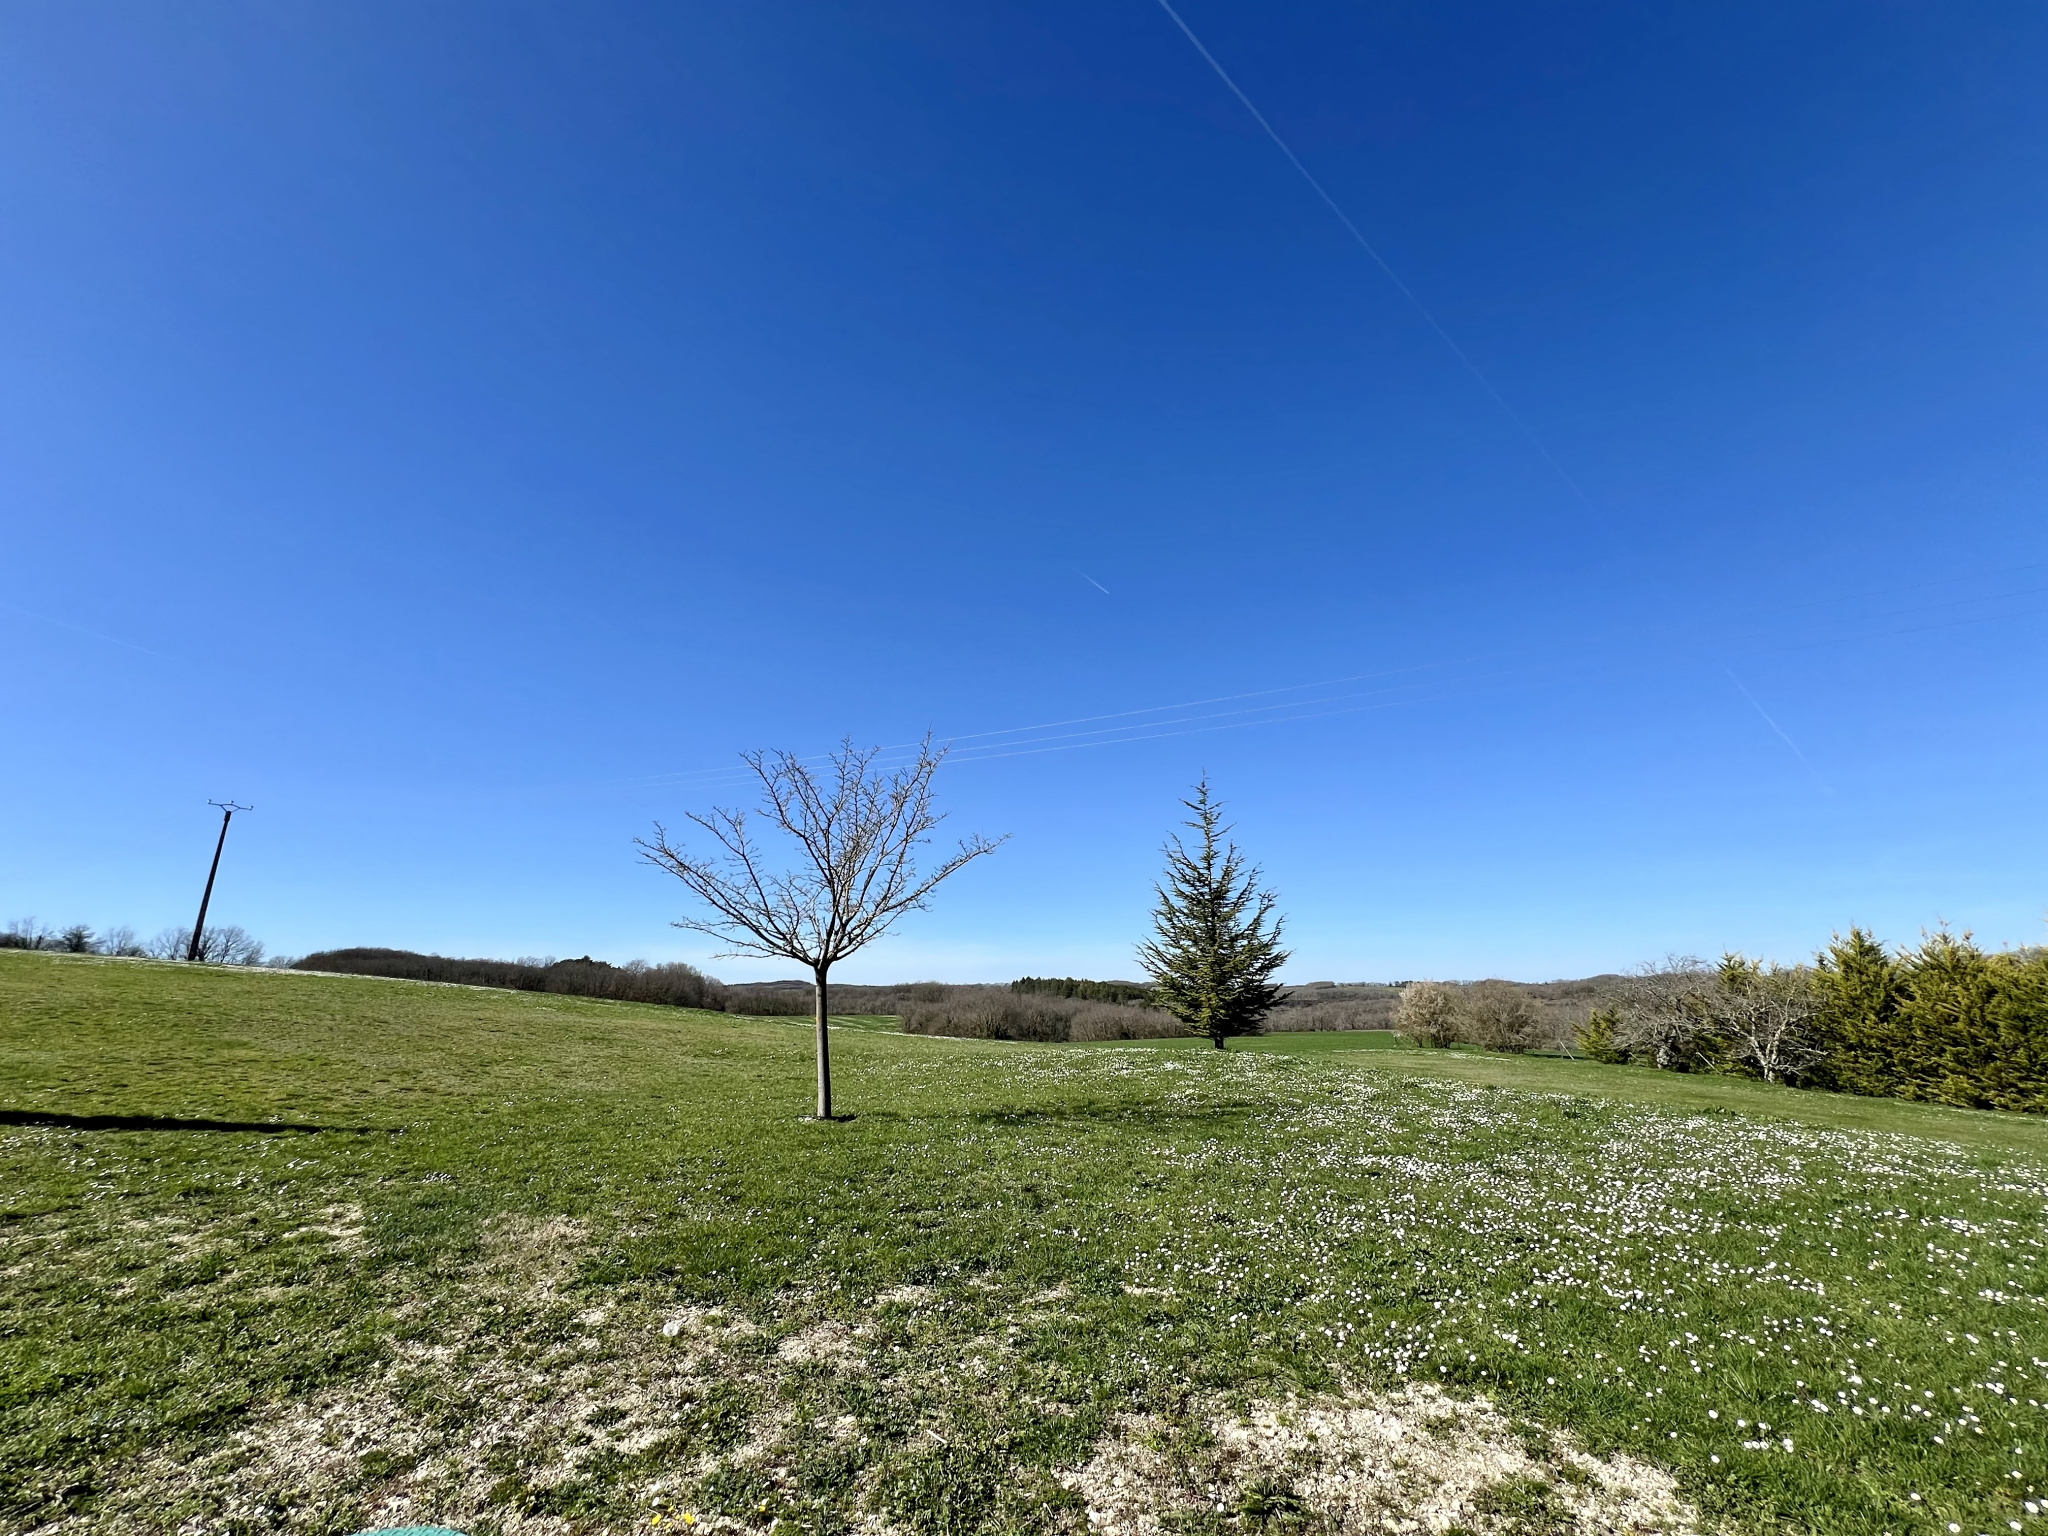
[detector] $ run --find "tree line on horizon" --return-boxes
[1394,928,2048,1114]
[20,736,2040,1116]
[3,917,269,966]
[287,947,1180,1029]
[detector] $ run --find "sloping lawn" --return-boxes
[3,950,2045,1536]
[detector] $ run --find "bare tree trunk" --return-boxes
[637,737,1002,1121]
[813,964,833,1120]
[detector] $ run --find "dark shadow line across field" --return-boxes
[939,1100,1276,1129]
[0,1110,382,1135]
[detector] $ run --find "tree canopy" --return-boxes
[1136,779,1289,1049]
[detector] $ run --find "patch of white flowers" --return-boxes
[868,1046,2048,1528]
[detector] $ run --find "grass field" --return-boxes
[4,951,2046,1536]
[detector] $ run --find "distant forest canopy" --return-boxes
[295,947,728,1010]
[281,947,1608,1032]
[905,985,1181,1042]
[1011,976,1155,1004]
[284,951,1174,1022]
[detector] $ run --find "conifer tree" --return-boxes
[1983,947,2048,1114]
[1812,928,1904,1096]
[1575,1007,1625,1063]
[1136,779,1289,1049]
[1896,930,2000,1107]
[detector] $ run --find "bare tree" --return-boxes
[1615,956,1717,1071]
[2,918,56,950]
[1464,980,1542,1053]
[637,737,1003,1119]
[1392,980,1460,1047]
[1713,956,1826,1085]
[147,924,265,965]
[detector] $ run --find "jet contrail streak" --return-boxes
[1082,573,1112,595]
[0,598,173,660]
[1150,0,1595,511]
[1725,669,1831,794]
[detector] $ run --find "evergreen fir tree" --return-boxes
[1136,779,1289,1049]
[1575,1007,1625,1063]
[1813,927,1905,1096]
[1983,947,2048,1114]
[1897,930,2001,1107]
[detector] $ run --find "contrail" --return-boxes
[0,598,173,660]
[1725,668,1831,794]
[1081,572,1112,595]
[1149,0,1596,511]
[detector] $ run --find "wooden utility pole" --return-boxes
[186,801,251,963]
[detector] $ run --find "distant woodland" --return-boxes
[283,947,1605,1044]
[279,930,2048,1115]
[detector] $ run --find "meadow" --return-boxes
[3,951,2046,1536]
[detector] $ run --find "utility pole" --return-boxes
[186,801,251,963]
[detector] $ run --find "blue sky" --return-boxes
[3,0,2044,982]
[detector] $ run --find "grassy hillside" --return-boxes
[3,951,2045,1536]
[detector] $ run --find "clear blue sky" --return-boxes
[4,0,2044,982]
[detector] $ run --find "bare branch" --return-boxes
[636,735,1006,1118]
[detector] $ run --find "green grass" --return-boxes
[4,950,2046,1536]
[1159,1033,2048,1154]
[1094,1028,1417,1054]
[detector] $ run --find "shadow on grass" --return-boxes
[0,1109,381,1135]
[944,1100,1271,1129]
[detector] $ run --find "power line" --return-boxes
[625,659,1480,791]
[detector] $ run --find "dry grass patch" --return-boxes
[1061,1383,1700,1536]
[774,1321,864,1369]
[28,1215,767,1536]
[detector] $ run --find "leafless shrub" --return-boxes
[900,991,1072,1042]
[2,917,57,950]
[1257,983,1400,1033]
[1064,999,1184,1041]
[1461,979,1544,1053]
[1712,957,1825,1084]
[722,982,816,1016]
[3,920,157,957]
[899,985,1180,1042]
[1265,1001,1380,1032]
[1615,957,1717,1070]
[146,925,265,965]
[1393,981,1460,1048]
